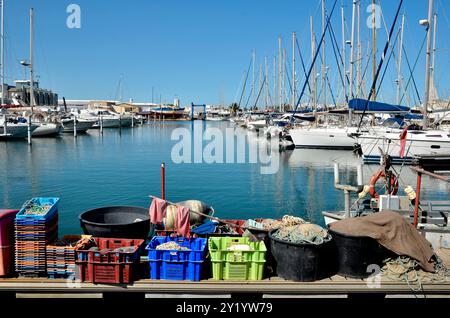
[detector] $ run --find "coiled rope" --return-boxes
[381,256,450,292]
[272,215,331,245]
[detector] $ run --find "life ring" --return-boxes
[368,169,399,198]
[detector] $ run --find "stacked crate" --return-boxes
[46,236,81,279]
[15,198,59,277]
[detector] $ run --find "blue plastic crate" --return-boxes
[146,236,207,262]
[145,236,207,281]
[16,198,60,221]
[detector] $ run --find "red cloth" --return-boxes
[399,127,408,158]
[149,198,168,224]
[175,206,191,237]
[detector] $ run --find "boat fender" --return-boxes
[358,185,371,199]
[404,186,416,201]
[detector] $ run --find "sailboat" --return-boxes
[0,116,38,139]
[354,0,450,163]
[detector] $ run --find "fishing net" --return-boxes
[273,223,331,245]
[381,256,450,292]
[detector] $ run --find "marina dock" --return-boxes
[0,249,448,299]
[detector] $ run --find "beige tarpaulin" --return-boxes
[329,211,435,272]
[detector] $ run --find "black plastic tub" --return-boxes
[328,229,393,279]
[79,206,153,239]
[268,229,337,282]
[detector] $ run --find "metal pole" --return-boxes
[131,113,134,127]
[161,162,165,200]
[344,190,351,219]
[73,115,77,138]
[357,164,363,186]
[423,0,434,129]
[334,162,340,184]
[413,172,422,227]
[99,115,103,134]
[119,114,122,133]
[3,113,6,136]
[27,115,32,145]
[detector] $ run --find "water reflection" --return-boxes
[0,121,448,234]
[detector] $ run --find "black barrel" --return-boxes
[268,229,337,282]
[79,206,153,239]
[329,229,392,279]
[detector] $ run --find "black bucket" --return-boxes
[268,229,337,282]
[79,206,154,239]
[329,229,392,279]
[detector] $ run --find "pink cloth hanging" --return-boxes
[175,206,191,237]
[149,198,168,224]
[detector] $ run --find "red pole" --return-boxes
[161,162,165,200]
[413,172,422,227]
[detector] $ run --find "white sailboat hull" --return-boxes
[357,129,450,163]
[0,124,38,138]
[289,127,358,150]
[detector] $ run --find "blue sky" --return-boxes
[5,0,450,106]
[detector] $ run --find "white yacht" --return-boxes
[78,109,131,128]
[355,128,450,163]
[33,122,62,136]
[61,116,95,133]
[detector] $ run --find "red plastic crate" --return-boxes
[75,238,144,264]
[75,237,144,284]
[77,262,136,284]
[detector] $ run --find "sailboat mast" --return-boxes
[273,56,276,108]
[283,48,286,110]
[321,0,326,108]
[396,15,405,105]
[292,32,296,109]
[431,13,437,100]
[29,7,34,112]
[252,50,255,106]
[371,0,377,101]
[265,56,269,108]
[310,16,317,109]
[357,0,362,97]
[349,0,356,99]
[278,36,282,111]
[423,0,434,128]
[341,6,346,101]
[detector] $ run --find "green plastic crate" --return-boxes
[208,237,266,280]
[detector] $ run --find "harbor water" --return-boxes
[0,121,448,235]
